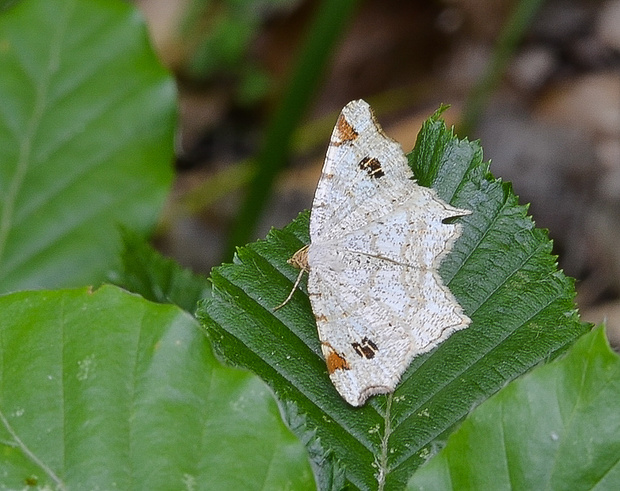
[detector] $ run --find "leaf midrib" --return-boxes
[0,1,71,272]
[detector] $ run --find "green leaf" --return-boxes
[0,285,314,489]
[0,0,176,292]
[109,229,210,313]
[407,327,620,490]
[0,0,19,14]
[198,108,589,489]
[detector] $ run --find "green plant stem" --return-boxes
[224,0,360,260]
[459,0,546,135]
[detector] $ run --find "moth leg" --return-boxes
[273,245,310,311]
[273,267,306,311]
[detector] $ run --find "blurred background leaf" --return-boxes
[0,0,176,292]
[178,0,301,104]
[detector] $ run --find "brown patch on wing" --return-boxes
[352,337,379,359]
[322,343,350,373]
[333,114,358,145]
[358,156,385,178]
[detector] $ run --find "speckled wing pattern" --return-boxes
[306,99,471,406]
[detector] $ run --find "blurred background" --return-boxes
[134,0,619,343]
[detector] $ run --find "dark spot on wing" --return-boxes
[352,337,379,359]
[359,156,385,178]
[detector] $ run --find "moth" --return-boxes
[280,100,471,406]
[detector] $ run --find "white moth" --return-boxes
[283,100,471,406]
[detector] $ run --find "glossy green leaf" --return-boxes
[198,108,588,489]
[0,285,314,489]
[408,327,618,490]
[0,0,176,292]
